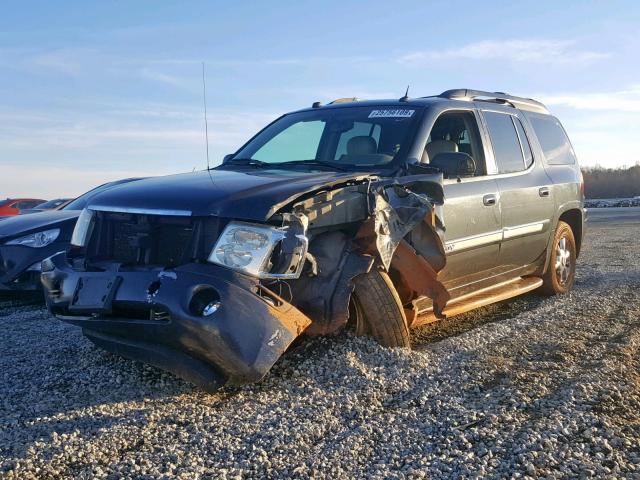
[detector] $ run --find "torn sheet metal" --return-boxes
[366,174,446,270]
[372,185,436,270]
[288,231,374,335]
[391,240,450,321]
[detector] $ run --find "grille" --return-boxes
[87,211,221,268]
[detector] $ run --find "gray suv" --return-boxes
[42,89,585,390]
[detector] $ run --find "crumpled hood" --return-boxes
[86,169,374,220]
[0,210,80,240]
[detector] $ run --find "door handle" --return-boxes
[539,187,550,197]
[483,194,498,206]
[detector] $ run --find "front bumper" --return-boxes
[41,252,311,391]
[0,242,66,291]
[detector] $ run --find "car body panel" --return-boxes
[86,169,374,221]
[0,210,80,290]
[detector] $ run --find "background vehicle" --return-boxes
[19,198,73,215]
[0,179,143,291]
[0,198,47,219]
[42,89,584,390]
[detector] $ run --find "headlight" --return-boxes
[208,221,307,279]
[6,228,60,248]
[71,209,95,247]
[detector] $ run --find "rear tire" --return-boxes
[352,270,410,348]
[540,220,577,295]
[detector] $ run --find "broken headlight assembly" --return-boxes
[208,221,308,279]
[6,228,60,248]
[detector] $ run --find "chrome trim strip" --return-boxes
[445,220,548,253]
[90,205,192,216]
[445,230,503,253]
[503,220,548,239]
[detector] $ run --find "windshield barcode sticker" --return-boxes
[368,109,415,118]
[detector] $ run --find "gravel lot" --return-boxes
[2,212,640,479]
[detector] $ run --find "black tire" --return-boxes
[352,270,410,348]
[540,220,577,296]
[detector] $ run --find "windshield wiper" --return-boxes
[218,158,349,172]
[216,158,270,168]
[271,160,349,172]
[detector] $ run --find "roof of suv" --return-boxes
[296,89,549,115]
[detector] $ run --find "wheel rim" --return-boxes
[555,235,572,286]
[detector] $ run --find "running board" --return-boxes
[413,276,543,327]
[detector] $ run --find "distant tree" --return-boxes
[582,163,640,199]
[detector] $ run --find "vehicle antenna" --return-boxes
[202,62,211,170]
[399,85,410,102]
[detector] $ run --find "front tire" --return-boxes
[540,220,577,295]
[352,270,410,348]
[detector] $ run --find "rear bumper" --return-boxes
[41,252,311,390]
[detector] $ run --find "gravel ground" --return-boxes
[2,217,640,479]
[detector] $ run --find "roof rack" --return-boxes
[329,97,359,104]
[438,89,549,114]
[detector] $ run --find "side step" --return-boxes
[412,276,543,327]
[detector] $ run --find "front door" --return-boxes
[420,110,503,293]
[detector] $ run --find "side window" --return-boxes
[513,118,534,168]
[253,120,325,162]
[527,113,577,165]
[483,111,525,174]
[424,111,487,176]
[334,122,381,160]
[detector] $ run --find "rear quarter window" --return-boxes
[527,113,577,165]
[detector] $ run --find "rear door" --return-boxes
[480,110,555,273]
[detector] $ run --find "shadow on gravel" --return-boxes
[411,292,548,347]
[0,291,45,312]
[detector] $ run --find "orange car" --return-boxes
[0,198,47,218]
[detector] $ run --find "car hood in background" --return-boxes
[86,169,374,220]
[0,210,80,240]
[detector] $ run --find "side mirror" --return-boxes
[430,152,476,178]
[223,154,234,164]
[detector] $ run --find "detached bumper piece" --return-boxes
[41,251,311,391]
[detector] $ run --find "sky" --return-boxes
[1,0,640,198]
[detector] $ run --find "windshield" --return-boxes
[232,106,421,168]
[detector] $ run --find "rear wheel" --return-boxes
[540,220,576,295]
[352,270,410,348]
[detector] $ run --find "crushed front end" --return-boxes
[42,209,311,391]
[42,172,448,391]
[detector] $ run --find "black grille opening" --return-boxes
[86,212,221,268]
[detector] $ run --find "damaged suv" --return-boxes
[42,89,585,391]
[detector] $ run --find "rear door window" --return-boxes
[527,113,577,165]
[483,111,525,174]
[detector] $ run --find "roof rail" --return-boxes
[438,89,549,114]
[329,97,358,104]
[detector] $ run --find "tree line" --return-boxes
[582,164,640,199]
